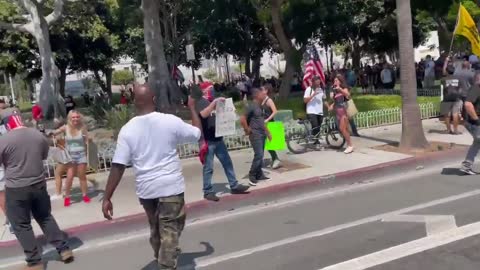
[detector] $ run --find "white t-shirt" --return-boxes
[304,87,325,115]
[112,112,201,199]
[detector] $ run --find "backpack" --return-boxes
[443,78,461,102]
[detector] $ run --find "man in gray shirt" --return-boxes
[454,60,475,98]
[240,88,272,186]
[0,110,73,270]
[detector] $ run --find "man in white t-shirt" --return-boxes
[303,76,327,144]
[102,84,201,269]
[380,64,394,90]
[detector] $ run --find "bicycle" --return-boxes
[286,116,346,154]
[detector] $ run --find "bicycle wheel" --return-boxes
[287,130,309,154]
[326,129,346,149]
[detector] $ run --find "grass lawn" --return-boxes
[273,95,441,119]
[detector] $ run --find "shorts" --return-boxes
[440,100,463,116]
[69,151,87,164]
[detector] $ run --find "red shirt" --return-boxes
[32,105,43,121]
[120,95,128,105]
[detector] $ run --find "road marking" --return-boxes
[320,220,480,270]
[382,214,457,235]
[0,162,470,269]
[192,189,480,268]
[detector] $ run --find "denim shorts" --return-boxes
[69,151,87,164]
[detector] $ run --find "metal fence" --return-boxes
[359,88,441,97]
[43,102,441,178]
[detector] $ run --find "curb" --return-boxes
[0,146,468,248]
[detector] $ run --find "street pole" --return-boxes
[9,75,15,105]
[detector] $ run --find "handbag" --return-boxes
[347,99,358,118]
[51,138,72,164]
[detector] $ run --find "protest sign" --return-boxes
[265,122,286,151]
[215,98,236,137]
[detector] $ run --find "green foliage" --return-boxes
[104,105,135,139]
[112,70,134,86]
[202,68,218,81]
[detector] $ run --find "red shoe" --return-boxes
[64,197,71,207]
[82,195,91,204]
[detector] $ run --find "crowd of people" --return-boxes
[4,52,480,269]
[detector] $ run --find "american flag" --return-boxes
[302,46,326,89]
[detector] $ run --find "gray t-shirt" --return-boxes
[0,128,49,188]
[454,69,475,97]
[246,102,266,137]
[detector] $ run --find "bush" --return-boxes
[104,105,135,139]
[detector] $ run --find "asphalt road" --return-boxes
[2,160,480,270]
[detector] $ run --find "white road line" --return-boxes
[320,220,480,270]
[192,189,480,268]
[382,214,457,236]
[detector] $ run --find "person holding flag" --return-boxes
[453,4,480,58]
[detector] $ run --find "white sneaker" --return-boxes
[272,160,282,169]
[50,194,63,201]
[344,146,354,154]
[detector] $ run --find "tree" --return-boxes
[0,0,68,118]
[396,0,429,150]
[141,0,179,111]
[112,70,134,89]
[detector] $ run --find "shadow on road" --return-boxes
[141,242,214,270]
[441,168,466,176]
[44,236,84,269]
[355,135,397,145]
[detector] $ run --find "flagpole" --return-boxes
[449,4,462,56]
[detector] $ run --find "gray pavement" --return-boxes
[2,158,480,270]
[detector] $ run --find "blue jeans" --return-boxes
[203,140,239,195]
[463,123,480,169]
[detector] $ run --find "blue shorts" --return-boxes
[69,151,87,164]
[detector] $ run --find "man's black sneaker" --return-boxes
[460,167,479,175]
[231,184,250,194]
[257,175,270,181]
[204,193,220,202]
[248,179,258,186]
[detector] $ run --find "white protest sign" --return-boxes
[215,98,236,137]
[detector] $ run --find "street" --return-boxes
[2,158,480,270]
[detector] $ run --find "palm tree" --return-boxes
[396,0,429,150]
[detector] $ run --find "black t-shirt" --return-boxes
[466,85,480,117]
[196,98,222,142]
[261,97,273,121]
[246,101,266,137]
[441,75,463,102]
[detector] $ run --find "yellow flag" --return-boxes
[454,4,480,56]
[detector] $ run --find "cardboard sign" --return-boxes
[215,98,236,137]
[265,122,286,151]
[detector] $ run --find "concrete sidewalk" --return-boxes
[0,118,472,243]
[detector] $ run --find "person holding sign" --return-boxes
[262,84,282,169]
[304,76,328,147]
[194,84,250,202]
[241,88,272,186]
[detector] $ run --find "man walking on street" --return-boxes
[103,84,201,269]
[241,88,272,186]
[0,109,73,270]
[194,84,250,202]
[460,73,480,175]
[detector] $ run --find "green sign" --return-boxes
[265,122,286,151]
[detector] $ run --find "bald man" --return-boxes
[103,85,202,269]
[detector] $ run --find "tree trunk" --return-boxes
[104,67,113,98]
[244,56,251,78]
[279,60,295,98]
[271,0,297,98]
[330,47,334,70]
[351,40,361,70]
[252,56,261,80]
[59,66,67,98]
[142,0,179,111]
[34,15,62,119]
[396,0,429,150]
